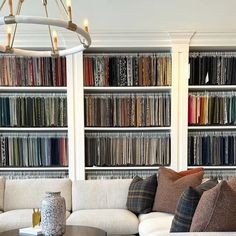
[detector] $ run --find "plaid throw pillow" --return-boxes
[170,178,218,232]
[126,174,157,214]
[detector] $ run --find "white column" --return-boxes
[172,44,190,171]
[169,32,193,171]
[170,48,179,171]
[66,55,76,180]
[72,52,86,180]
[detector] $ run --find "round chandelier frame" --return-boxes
[0,0,92,57]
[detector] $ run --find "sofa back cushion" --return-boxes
[0,177,5,211]
[4,178,72,211]
[72,179,132,211]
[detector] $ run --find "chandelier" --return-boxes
[0,0,91,57]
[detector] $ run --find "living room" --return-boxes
[0,0,236,235]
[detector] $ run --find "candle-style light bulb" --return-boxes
[7,26,11,47]
[67,0,72,22]
[52,30,58,51]
[8,0,13,16]
[83,19,89,32]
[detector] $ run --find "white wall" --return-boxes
[1,0,236,33]
[76,0,236,32]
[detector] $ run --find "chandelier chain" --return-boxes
[10,0,23,48]
[43,2,55,53]
[59,0,68,16]
[0,0,6,12]
[54,0,67,20]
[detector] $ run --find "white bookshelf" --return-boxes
[189,85,236,91]
[0,57,69,176]
[85,166,160,170]
[187,52,236,172]
[0,87,67,92]
[0,127,68,132]
[188,166,236,170]
[84,86,171,92]
[84,127,171,131]
[188,126,236,130]
[0,167,69,171]
[82,50,174,179]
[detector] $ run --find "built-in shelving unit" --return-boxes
[187,51,236,171]
[82,51,173,179]
[0,56,68,178]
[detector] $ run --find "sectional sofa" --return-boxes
[0,177,176,235]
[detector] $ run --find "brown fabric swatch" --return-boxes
[190,181,236,232]
[152,167,203,214]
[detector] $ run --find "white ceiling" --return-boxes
[77,0,236,32]
[1,0,236,33]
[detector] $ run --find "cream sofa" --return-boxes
[0,177,175,235]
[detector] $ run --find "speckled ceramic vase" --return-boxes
[41,192,66,236]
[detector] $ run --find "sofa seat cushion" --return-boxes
[138,212,174,236]
[67,209,138,235]
[0,209,70,233]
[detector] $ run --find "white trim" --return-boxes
[188,166,236,170]
[67,55,76,180]
[0,127,67,132]
[0,87,67,92]
[189,85,236,91]
[172,44,190,171]
[84,127,171,131]
[85,166,161,170]
[73,53,86,180]
[190,32,236,47]
[188,126,236,130]
[84,86,171,92]
[0,167,69,171]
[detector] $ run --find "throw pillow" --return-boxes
[190,181,236,232]
[152,167,204,214]
[227,176,236,190]
[126,174,157,214]
[170,178,218,232]
[179,167,204,176]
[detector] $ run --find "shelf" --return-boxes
[188,126,236,130]
[0,127,68,132]
[0,167,69,171]
[0,87,67,93]
[84,86,171,92]
[85,127,171,131]
[189,85,236,91]
[85,166,161,170]
[188,166,236,170]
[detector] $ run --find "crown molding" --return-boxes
[190,32,236,48]
[2,30,236,50]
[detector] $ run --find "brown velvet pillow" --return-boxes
[190,181,236,232]
[179,167,204,176]
[152,167,204,214]
[227,176,236,190]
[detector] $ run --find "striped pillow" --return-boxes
[126,174,157,214]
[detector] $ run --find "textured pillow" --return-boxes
[179,167,204,176]
[126,174,157,214]
[190,181,236,232]
[170,178,218,232]
[227,176,236,190]
[152,167,204,214]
